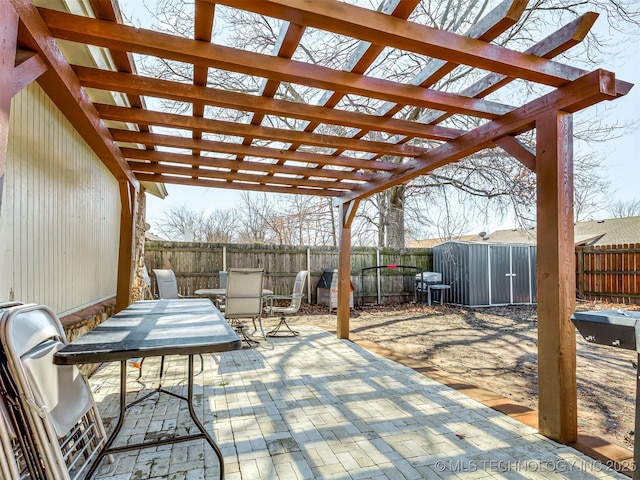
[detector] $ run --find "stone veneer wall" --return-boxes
[132,188,150,301]
[60,297,116,375]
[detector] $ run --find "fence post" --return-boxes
[307,247,312,304]
[376,248,381,305]
[577,247,584,297]
[223,245,227,271]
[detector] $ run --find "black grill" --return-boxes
[571,309,640,478]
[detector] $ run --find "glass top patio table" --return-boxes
[54,298,241,364]
[53,298,241,479]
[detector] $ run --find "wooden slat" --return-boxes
[247,21,306,137]
[535,109,576,443]
[40,8,514,119]
[11,0,136,185]
[494,135,536,171]
[134,172,342,197]
[339,69,618,203]
[216,0,589,87]
[112,132,377,180]
[298,0,526,180]
[81,69,461,142]
[371,12,603,162]
[191,1,215,157]
[88,0,148,112]
[128,161,355,191]
[577,243,640,305]
[91,101,426,161]
[366,0,528,130]
[12,49,47,95]
[294,0,425,135]
[417,13,601,128]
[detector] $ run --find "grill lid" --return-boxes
[571,310,640,352]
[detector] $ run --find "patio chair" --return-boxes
[265,270,308,337]
[0,304,109,480]
[0,391,22,479]
[153,268,182,299]
[0,301,43,479]
[224,268,266,346]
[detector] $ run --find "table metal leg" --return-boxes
[84,357,225,479]
[84,360,128,479]
[187,355,225,478]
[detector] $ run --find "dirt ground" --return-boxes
[288,299,640,452]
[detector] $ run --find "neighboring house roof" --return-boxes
[474,216,640,246]
[145,232,168,241]
[409,234,483,248]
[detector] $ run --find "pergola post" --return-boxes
[337,199,359,339]
[0,1,18,217]
[535,109,577,443]
[116,179,139,312]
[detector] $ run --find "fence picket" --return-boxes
[578,243,640,305]
[144,241,434,304]
[144,241,640,305]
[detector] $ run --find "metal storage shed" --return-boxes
[433,241,537,307]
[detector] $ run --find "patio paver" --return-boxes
[88,326,629,480]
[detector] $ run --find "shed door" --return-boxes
[511,246,532,303]
[489,246,511,304]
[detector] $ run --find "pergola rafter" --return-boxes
[2,0,633,447]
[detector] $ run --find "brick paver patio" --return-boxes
[88,325,628,479]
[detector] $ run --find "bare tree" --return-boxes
[155,204,239,242]
[608,199,640,218]
[202,209,237,243]
[140,0,639,247]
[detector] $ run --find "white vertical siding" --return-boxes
[0,82,121,315]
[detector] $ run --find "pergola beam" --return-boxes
[115,180,138,312]
[0,0,19,216]
[12,49,47,95]
[494,136,536,171]
[88,0,150,133]
[40,8,515,119]
[191,1,215,158]
[216,0,588,88]
[128,161,354,191]
[337,199,359,339]
[369,0,528,126]
[11,0,136,186]
[338,69,619,204]
[417,12,601,128]
[536,110,577,443]
[134,172,341,197]
[80,69,461,142]
[112,131,379,179]
[90,100,427,161]
[298,0,424,134]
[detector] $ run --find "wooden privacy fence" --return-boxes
[144,241,433,305]
[576,243,640,305]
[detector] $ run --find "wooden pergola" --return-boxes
[1,0,633,445]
